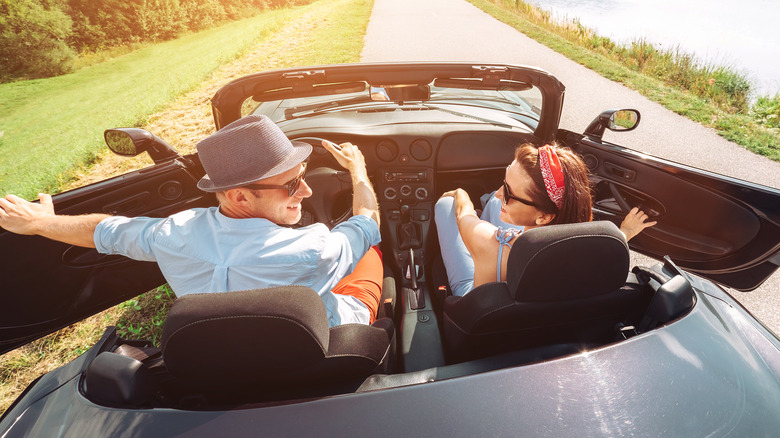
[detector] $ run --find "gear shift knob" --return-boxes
[400,204,410,222]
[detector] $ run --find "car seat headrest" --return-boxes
[506,221,629,302]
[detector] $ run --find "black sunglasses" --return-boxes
[501,166,538,207]
[244,163,307,197]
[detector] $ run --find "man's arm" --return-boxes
[0,194,108,248]
[321,141,380,227]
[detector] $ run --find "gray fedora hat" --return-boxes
[196,115,312,192]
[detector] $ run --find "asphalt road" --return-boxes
[360,0,780,333]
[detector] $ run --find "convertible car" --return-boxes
[2,63,780,436]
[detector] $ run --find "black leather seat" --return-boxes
[160,285,394,402]
[442,221,648,362]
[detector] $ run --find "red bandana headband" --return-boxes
[538,145,565,209]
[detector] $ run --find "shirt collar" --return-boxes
[214,206,277,229]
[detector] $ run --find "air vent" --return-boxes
[376,140,399,162]
[410,139,432,161]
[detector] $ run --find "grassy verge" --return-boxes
[0,0,374,415]
[466,0,780,162]
[0,7,298,200]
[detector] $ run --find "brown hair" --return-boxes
[514,143,592,225]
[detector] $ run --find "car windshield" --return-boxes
[242,81,544,131]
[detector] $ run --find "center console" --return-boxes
[379,167,432,270]
[377,166,445,371]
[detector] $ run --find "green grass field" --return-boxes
[0,7,300,200]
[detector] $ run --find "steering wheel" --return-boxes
[292,137,353,229]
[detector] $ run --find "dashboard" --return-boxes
[289,124,538,282]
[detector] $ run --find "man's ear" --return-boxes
[224,188,253,204]
[535,212,555,226]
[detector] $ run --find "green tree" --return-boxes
[0,0,76,79]
[136,0,186,41]
[65,0,144,51]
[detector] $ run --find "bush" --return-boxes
[66,0,144,51]
[136,0,187,41]
[0,0,77,80]
[711,67,751,112]
[180,0,226,31]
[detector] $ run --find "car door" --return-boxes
[557,126,780,292]
[0,155,212,354]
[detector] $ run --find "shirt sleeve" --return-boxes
[329,215,381,267]
[93,216,166,262]
[315,215,380,326]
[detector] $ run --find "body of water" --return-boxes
[525,0,780,96]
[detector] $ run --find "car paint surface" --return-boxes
[4,280,780,437]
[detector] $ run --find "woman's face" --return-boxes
[495,160,554,228]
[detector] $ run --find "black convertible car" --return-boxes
[2,63,780,436]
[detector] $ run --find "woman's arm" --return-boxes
[620,207,657,241]
[447,189,502,287]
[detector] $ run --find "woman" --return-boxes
[434,143,655,297]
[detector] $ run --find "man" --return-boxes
[0,115,382,327]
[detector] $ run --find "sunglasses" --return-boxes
[245,163,307,197]
[501,165,538,207]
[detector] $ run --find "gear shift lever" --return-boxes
[398,205,421,250]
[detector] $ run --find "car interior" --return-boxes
[76,120,701,411]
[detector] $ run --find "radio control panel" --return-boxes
[379,168,431,202]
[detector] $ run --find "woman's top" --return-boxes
[494,227,523,282]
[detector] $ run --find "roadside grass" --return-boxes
[466,0,780,162]
[0,0,374,415]
[0,7,298,200]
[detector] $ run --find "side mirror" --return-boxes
[583,109,641,140]
[104,128,180,164]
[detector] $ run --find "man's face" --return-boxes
[243,163,312,224]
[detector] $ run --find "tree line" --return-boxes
[0,0,306,82]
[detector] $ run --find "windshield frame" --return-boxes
[211,63,565,143]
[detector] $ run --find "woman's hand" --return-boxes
[620,207,657,241]
[451,189,475,220]
[439,189,475,218]
[439,189,458,199]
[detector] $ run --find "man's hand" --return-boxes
[620,207,657,241]
[0,193,107,248]
[0,193,54,235]
[321,141,368,177]
[321,140,379,226]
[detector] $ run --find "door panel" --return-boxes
[560,131,780,291]
[0,158,212,354]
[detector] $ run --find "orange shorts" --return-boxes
[331,246,383,323]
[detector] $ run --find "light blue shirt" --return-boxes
[94,207,381,326]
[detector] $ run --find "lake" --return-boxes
[525,0,780,96]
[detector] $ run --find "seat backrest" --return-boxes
[443,221,644,362]
[506,221,630,301]
[161,286,392,399]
